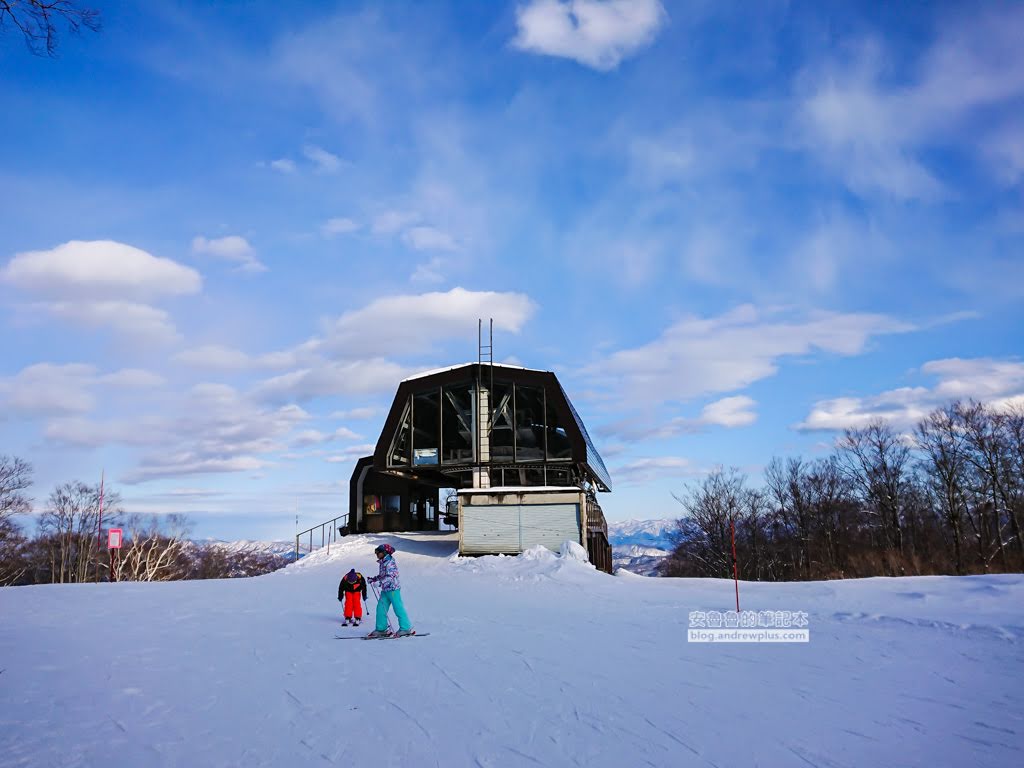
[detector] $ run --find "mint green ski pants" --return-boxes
[376,588,412,632]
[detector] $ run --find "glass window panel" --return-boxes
[546,467,573,486]
[489,468,504,487]
[489,381,514,462]
[545,397,573,460]
[388,399,411,466]
[442,383,475,464]
[515,384,545,462]
[504,467,545,486]
[413,389,440,465]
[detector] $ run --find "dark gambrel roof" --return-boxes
[372,363,611,492]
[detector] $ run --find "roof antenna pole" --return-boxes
[476,319,494,489]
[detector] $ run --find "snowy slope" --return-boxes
[2,532,1023,767]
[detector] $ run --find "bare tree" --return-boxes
[916,404,970,574]
[0,0,100,56]
[765,458,813,579]
[0,455,32,527]
[838,421,911,563]
[113,514,192,582]
[0,455,33,585]
[37,480,122,583]
[666,468,750,579]
[959,401,1024,566]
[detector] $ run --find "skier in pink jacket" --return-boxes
[366,544,415,638]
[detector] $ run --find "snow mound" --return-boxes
[449,541,598,583]
[559,539,589,561]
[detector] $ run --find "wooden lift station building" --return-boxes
[348,362,613,572]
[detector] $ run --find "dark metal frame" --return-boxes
[372,364,611,491]
[294,513,349,561]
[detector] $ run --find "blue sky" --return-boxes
[1,0,1022,540]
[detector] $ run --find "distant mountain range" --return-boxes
[606,519,677,576]
[607,519,677,551]
[194,539,297,558]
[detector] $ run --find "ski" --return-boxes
[334,633,430,640]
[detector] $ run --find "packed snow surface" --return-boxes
[2,532,1022,767]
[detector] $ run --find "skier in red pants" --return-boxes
[338,569,368,626]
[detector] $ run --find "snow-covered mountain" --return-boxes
[193,538,297,558]
[2,531,1020,767]
[607,518,677,551]
[607,519,677,575]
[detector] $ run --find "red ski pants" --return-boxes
[343,591,363,619]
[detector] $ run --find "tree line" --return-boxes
[0,456,289,587]
[663,400,1024,580]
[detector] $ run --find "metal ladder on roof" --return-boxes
[476,319,493,488]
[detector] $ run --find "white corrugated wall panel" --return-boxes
[518,503,580,552]
[461,505,521,554]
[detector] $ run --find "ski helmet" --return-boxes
[374,544,395,556]
[346,569,358,582]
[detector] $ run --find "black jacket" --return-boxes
[338,573,368,601]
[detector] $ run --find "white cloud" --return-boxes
[699,396,757,428]
[292,430,332,447]
[254,359,413,402]
[628,135,694,187]
[411,257,446,283]
[0,363,97,416]
[926,358,1024,402]
[122,456,272,484]
[0,363,167,422]
[269,158,297,174]
[329,407,377,420]
[402,226,458,252]
[800,7,1024,198]
[291,426,363,447]
[600,395,757,441]
[44,300,181,344]
[1,240,201,299]
[191,236,267,273]
[44,416,167,447]
[302,144,343,174]
[173,344,298,372]
[317,287,537,358]
[512,0,667,71]
[174,344,256,371]
[325,443,378,463]
[789,213,893,295]
[100,369,167,389]
[985,124,1024,186]
[592,304,913,404]
[117,386,312,483]
[321,217,360,237]
[372,210,420,235]
[612,456,696,486]
[798,357,1024,431]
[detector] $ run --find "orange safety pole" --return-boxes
[730,519,740,612]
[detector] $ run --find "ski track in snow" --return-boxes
[1,532,1023,767]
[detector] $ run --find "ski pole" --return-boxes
[370,581,394,633]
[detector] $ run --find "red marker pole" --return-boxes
[731,519,740,612]
[95,470,105,583]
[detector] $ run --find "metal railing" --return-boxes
[294,513,350,561]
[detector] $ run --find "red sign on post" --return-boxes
[107,528,123,549]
